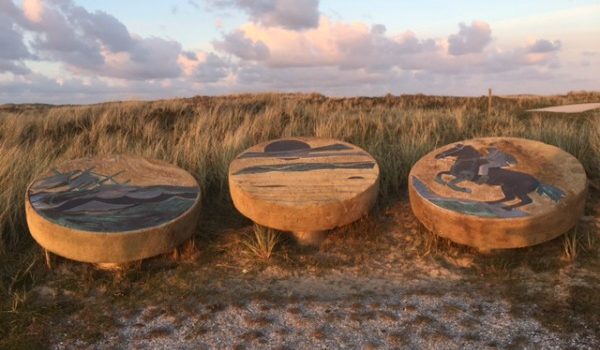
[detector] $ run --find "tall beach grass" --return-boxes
[1,91,600,347]
[1,92,599,254]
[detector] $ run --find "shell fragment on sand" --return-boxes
[25,155,202,264]
[408,137,587,250]
[229,138,380,245]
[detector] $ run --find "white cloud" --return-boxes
[0,12,32,74]
[447,21,492,56]
[527,39,561,53]
[12,0,183,79]
[0,0,590,103]
[192,52,232,83]
[22,0,43,22]
[101,37,183,80]
[213,30,270,61]
[220,17,560,77]
[207,0,320,30]
[0,72,209,104]
[234,18,438,69]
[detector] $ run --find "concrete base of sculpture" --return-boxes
[25,155,201,264]
[229,137,380,245]
[95,262,135,270]
[409,137,587,250]
[294,230,327,246]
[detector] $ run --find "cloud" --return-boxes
[479,40,562,73]
[176,49,232,82]
[0,17,30,61]
[213,30,270,60]
[208,0,320,30]
[69,6,134,53]
[11,0,182,80]
[447,21,492,56]
[22,0,43,22]
[193,53,232,82]
[27,3,106,70]
[0,0,21,17]
[0,1,581,103]
[223,17,565,85]
[187,0,200,10]
[0,13,32,74]
[395,39,561,76]
[527,39,561,53]
[0,73,206,104]
[235,18,437,70]
[102,37,183,80]
[234,16,562,76]
[0,61,30,75]
[235,63,393,92]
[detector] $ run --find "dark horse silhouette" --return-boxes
[434,144,564,210]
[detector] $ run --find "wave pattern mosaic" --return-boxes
[29,168,198,232]
[25,156,201,263]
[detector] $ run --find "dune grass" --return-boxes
[241,225,282,262]
[0,92,599,318]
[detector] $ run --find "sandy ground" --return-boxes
[28,201,600,349]
[53,273,599,349]
[527,103,600,113]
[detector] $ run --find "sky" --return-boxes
[0,0,599,104]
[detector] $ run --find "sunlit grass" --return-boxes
[0,91,599,319]
[562,224,598,261]
[241,225,281,262]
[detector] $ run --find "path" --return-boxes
[527,103,600,113]
[24,201,600,349]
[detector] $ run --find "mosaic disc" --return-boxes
[228,137,379,236]
[25,155,201,263]
[409,137,587,249]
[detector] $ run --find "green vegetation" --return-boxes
[0,92,599,347]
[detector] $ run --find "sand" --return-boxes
[527,103,600,113]
[28,200,600,349]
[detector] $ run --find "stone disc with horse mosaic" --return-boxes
[25,155,201,264]
[228,137,379,245]
[409,137,587,250]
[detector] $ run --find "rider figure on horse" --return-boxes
[476,147,517,183]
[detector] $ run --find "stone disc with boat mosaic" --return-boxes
[25,155,201,263]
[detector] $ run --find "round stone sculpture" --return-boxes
[25,155,201,264]
[409,137,587,250]
[229,137,380,245]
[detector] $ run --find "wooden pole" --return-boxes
[488,88,493,115]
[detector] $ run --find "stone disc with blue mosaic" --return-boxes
[25,155,201,263]
[409,137,587,249]
[228,137,379,244]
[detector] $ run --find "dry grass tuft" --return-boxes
[241,225,281,262]
[562,224,598,261]
[563,228,579,261]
